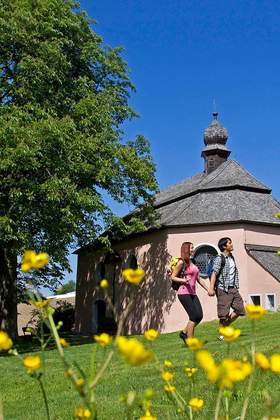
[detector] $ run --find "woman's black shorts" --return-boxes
[178,294,203,324]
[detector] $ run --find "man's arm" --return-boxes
[208,256,221,296]
[208,272,216,296]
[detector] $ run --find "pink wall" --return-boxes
[246,255,280,310]
[245,225,280,246]
[75,223,280,335]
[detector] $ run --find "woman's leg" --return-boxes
[185,296,203,338]
[178,294,198,338]
[186,320,196,338]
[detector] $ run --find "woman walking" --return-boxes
[171,242,209,342]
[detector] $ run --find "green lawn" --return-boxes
[1,313,280,419]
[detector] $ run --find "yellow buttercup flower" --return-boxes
[196,350,219,382]
[220,359,252,388]
[21,250,49,272]
[100,279,109,288]
[164,384,176,393]
[255,352,270,370]
[186,337,204,350]
[122,268,145,285]
[274,212,280,219]
[64,368,74,378]
[270,417,280,420]
[75,406,91,419]
[23,355,41,372]
[116,336,153,366]
[164,360,173,369]
[245,304,267,320]
[0,331,13,351]
[59,338,70,348]
[94,333,112,347]
[30,299,51,309]
[140,409,157,420]
[196,350,215,370]
[144,329,159,341]
[75,378,85,388]
[185,367,198,378]
[161,371,174,381]
[188,397,204,411]
[270,354,280,374]
[197,351,252,388]
[219,326,241,342]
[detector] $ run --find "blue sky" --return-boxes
[65,0,280,283]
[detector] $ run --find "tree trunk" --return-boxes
[0,247,18,339]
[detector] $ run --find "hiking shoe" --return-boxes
[179,331,188,342]
[218,335,224,341]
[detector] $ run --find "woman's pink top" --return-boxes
[177,264,199,295]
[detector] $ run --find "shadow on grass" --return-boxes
[0,332,93,356]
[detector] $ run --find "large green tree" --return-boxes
[0,0,158,337]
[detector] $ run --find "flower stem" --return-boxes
[89,299,134,390]
[227,342,230,357]
[225,395,230,420]
[37,376,50,420]
[240,319,256,420]
[240,374,254,420]
[189,406,193,420]
[214,387,223,420]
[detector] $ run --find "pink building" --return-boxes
[75,113,280,335]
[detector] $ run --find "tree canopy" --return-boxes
[55,280,76,295]
[0,0,158,336]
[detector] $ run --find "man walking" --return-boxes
[208,237,245,337]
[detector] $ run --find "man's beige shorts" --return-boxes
[216,287,245,319]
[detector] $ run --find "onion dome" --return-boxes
[204,112,228,146]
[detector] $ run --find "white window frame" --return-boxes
[264,293,277,311]
[248,294,262,306]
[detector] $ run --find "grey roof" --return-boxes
[246,245,280,282]
[155,160,271,208]
[157,189,280,226]
[155,160,280,227]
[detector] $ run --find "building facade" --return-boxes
[75,113,280,335]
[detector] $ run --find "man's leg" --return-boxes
[222,311,239,326]
[230,289,245,323]
[217,289,232,330]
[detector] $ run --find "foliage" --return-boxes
[55,280,76,295]
[52,302,75,332]
[0,0,158,268]
[0,0,158,335]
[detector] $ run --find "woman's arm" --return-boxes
[197,276,209,292]
[171,260,187,284]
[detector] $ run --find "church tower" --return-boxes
[202,112,231,174]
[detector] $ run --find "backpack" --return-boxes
[207,254,226,281]
[168,257,186,291]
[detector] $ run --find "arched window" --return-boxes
[126,254,138,269]
[194,244,218,277]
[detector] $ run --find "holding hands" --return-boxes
[208,287,215,297]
